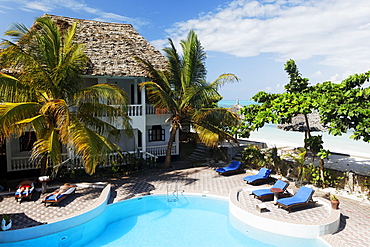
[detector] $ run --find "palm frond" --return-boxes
[40,99,70,142]
[182,84,222,109]
[140,81,178,113]
[163,39,183,92]
[15,114,47,139]
[30,127,62,169]
[194,107,240,126]
[0,102,40,140]
[134,56,171,87]
[3,22,29,39]
[1,16,87,100]
[75,83,129,110]
[192,124,220,147]
[68,115,122,174]
[78,112,118,136]
[0,73,39,102]
[209,73,239,90]
[180,30,206,88]
[77,106,128,138]
[55,21,87,98]
[192,108,239,145]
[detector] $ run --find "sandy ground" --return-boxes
[244,137,370,176]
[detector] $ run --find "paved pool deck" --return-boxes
[1,162,369,246]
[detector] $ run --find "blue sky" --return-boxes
[1,0,370,100]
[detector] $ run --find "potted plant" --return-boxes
[330,194,340,210]
[1,214,12,231]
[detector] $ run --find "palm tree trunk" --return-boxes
[303,113,311,149]
[164,126,178,168]
[40,156,47,176]
[319,158,325,188]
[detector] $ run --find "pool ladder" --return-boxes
[166,182,179,202]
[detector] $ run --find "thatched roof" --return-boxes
[228,99,244,119]
[44,14,168,77]
[277,110,328,132]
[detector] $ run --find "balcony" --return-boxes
[9,154,69,172]
[128,105,167,117]
[146,144,178,156]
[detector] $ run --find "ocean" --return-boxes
[218,100,370,158]
[218,100,254,108]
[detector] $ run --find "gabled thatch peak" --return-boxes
[45,14,168,78]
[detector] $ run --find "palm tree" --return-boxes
[136,30,240,168]
[0,16,132,175]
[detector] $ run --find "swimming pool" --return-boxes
[1,194,328,247]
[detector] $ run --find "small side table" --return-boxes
[38,176,50,194]
[270,188,283,204]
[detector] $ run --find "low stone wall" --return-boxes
[229,187,341,239]
[0,184,111,243]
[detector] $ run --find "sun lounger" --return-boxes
[243,168,272,185]
[251,180,289,202]
[215,161,242,175]
[15,182,35,203]
[276,186,316,213]
[42,186,76,207]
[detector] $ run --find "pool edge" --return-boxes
[0,184,111,243]
[229,187,340,240]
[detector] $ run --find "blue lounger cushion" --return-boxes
[45,194,64,201]
[15,187,34,196]
[15,183,35,196]
[243,168,272,183]
[44,187,76,202]
[216,161,241,173]
[252,180,289,198]
[277,186,314,207]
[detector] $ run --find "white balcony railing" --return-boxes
[147,144,178,157]
[128,105,143,116]
[9,154,69,172]
[9,151,159,172]
[65,151,158,170]
[109,104,167,117]
[145,105,167,115]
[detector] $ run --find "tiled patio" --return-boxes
[1,162,369,246]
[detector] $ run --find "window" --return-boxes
[148,125,165,142]
[19,132,36,151]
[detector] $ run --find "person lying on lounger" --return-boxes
[16,180,34,197]
[42,183,75,201]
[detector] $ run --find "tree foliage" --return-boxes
[313,72,370,141]
[240,59,314,140]
[136,30,240,168]
[0,16,132,175]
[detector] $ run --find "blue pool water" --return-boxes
[2,195,328,247]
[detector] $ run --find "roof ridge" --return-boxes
[43,14,133,27]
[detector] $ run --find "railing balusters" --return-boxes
[9,145,178,172]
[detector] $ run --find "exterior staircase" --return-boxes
[232,151,243,161]
[187,143,210,163]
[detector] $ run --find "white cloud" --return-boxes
[0,4,12,13]
[0,4,13,10]
[329,74,339,83]
[274,83,285,92]
[8,0,144,26]
[22,1,53,12]
[310,71,322,78]
[162,0,370,78]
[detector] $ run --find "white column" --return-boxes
[133,79,138,104]
[140,78,147,153]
